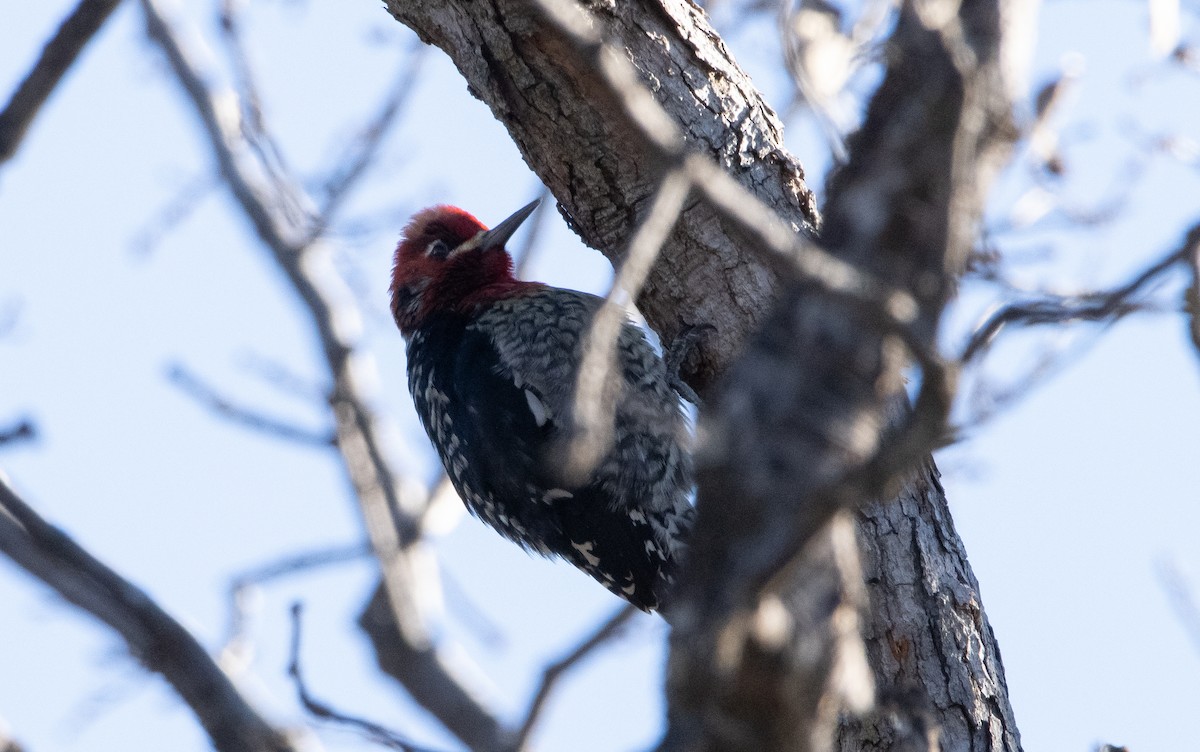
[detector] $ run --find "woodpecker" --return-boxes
[390,200,694,611]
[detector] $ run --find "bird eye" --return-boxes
[426,239,450,259]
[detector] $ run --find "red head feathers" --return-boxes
[389,201,539,335]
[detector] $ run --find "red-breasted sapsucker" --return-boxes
[390,201,694,611]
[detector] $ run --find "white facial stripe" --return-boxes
[447,230,486,257]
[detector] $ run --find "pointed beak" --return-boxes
[479,199,541,251]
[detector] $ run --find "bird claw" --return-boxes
[665,322,716,406]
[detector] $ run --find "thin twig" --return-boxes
[566,168,691,479]
[130,173,218,256]
[287,603,450,752]
[167,363,336,448]
[233,542,371,589]
[963,222,1200,362]
[511,604,639,751]
[222,542,373,665]
[236,352,327,403]
[314,43,426,233]
[0,0,123,166]
[0,476,297,752]
[1155,557,1200,657]
[0,298,21,338]
[437,563,508,649]
[217,0,300,213]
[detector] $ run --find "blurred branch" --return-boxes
[167,363,335,448]
[1155,558,1200,657]
[233,542,371,589]
[221,542,371,669]
[0,718,24,752]
[358,585,512,751]
[0,298,20,338]
[236,353,327,403]
[0,476,297,752]
[511,604,639,751]
[313,44,426,234]
[1186,229,1200,360]
[288,603,449,752]
[567,168,691,479]
[217,0,300,211]
[963,221,1200,362]
[130,173,217,256]
[527,0,923,354]
[139,2,506,748]
[0,419,36,448]
[0,0,123,167]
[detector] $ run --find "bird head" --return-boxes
[390,200,539,334]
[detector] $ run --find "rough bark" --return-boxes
[845,462,1019,751]
[384,1,1022,750]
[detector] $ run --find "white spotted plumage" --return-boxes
[393,203,695,611]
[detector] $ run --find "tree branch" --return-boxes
[670,0,1022,748]
[0,419,36,448]
[288,603,449,752]
[964,222,1200,362]
[0,0,123,167]
[139,2,507,748]
[0,476,297,752]
[512,604,640,751]
[385,0,1028,749]
[167,363,336,448]
[568,167,692,478]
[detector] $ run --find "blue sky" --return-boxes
[2,1,1198,751]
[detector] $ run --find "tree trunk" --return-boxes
[383,1,1023,750]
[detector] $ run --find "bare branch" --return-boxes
[358,585,513,752]
[670,0,1021,746]
[567,168,691,479]
[0,0,123,167]
[512,604,639,751]
[139,3,507,747]
[288,603,449,752]
[0,476,297,752]
[216,0,301,209]
[220,543,371,668]
[1186,228,1200,359]
[167,363,335,448]
[0,419,36,448]
[963,221,1200,362]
